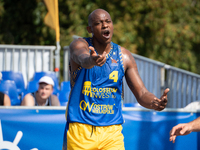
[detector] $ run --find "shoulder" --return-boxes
[120,46,133,58]
[4,94,10,100]
[50,94,60,106]
[70,38,89,49]
[21,93,35,106]
[24,93,34,99]
[120,46,136,70]
[51,94,59,100]
[4,94,11,106]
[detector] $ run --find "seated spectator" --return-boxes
[21,76,60,106]
[0,91,11,106]
[0,72,11,106]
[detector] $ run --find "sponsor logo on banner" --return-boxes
[0,120,38,150]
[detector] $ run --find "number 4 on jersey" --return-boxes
[109,71,118,82]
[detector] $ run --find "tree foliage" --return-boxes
[0,0,200,77]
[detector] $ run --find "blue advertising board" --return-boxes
[0,107,199,150]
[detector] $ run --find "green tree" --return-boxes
[0,0,200,80]
[0,0,55,45]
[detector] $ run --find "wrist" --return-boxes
[188,121,195,132]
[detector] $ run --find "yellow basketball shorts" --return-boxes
[62,122,125,150]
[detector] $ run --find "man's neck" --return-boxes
[92,38,112,55]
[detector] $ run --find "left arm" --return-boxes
[122,47,169,111]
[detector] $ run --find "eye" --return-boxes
[94,22,100,25]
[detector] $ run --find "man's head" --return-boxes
[87,9,113,43]
[38,76,54,100]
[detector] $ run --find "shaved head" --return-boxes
[88,9,111,26]
[86,8,113,43]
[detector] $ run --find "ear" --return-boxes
[87,26,92,33]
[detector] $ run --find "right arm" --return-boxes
[69,38,106,71]
[169,117,200,143]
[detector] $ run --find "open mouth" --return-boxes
[102,30,110,38]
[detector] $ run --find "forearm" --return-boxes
[137,91,156,109]
[189,117,200,132]
[70,39,95,69]
[77,53,95,69]
[124,52,168,111]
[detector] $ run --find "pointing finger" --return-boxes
[163,88,170,96]
[89,46,95,51]
[89,46,96,55]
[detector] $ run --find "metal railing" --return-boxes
[1,42,200,108]
[63,42,200,108]
[63,46,70,81]
[123,53,165,104]
[165,65,200,108]
[124,53,200,108]
[0,45,56,86]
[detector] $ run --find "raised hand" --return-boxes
[151,88,170,111]
[89,46,107,67]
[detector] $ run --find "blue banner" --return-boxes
[122,110,198,150]
[0,108,199,150]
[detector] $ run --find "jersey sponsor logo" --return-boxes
[79,100,114,114]
[82,81,117,98]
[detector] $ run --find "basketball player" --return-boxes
[63,8,170,150]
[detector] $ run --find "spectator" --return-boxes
[170,117,200,143]
[21,76,60,106]
[0,72,11,106]
[0,91,11,106]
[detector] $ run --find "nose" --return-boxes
[102,22,108,28]
[41,88,46,93]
